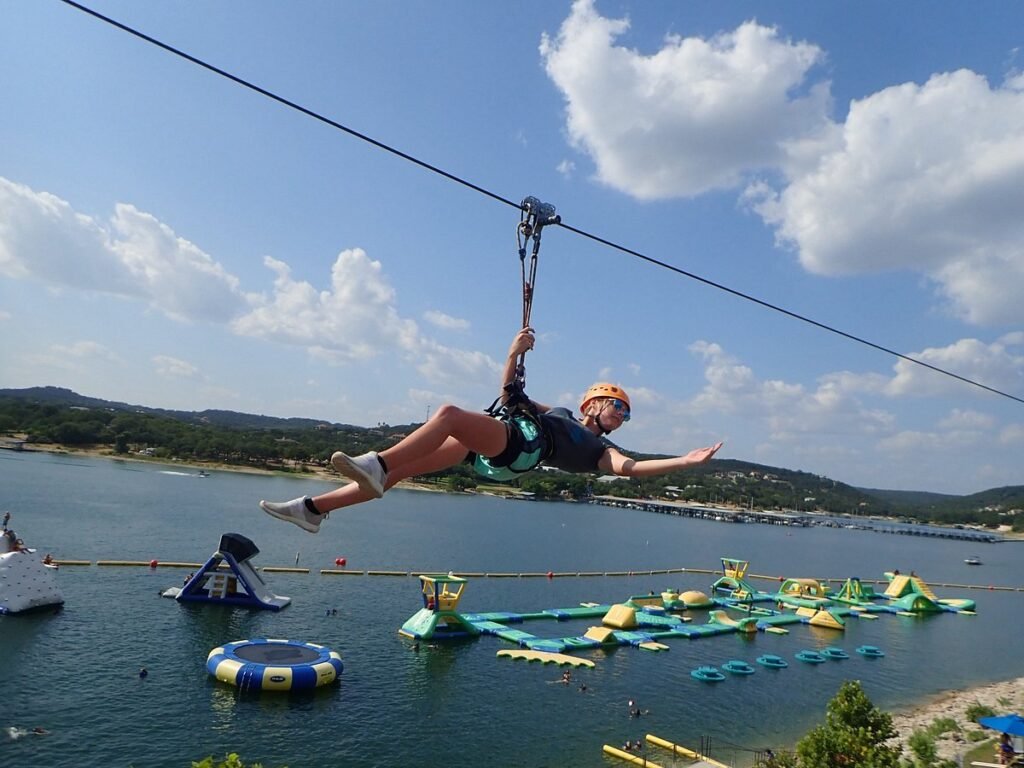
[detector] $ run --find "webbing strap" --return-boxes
[484,198,560,446]
[513,196,560,393]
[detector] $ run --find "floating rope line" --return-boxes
[56,0,1024,407]
[51,561,1024,590]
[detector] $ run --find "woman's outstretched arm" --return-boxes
[599,442,723,477]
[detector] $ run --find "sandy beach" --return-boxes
[888,677,1024,762]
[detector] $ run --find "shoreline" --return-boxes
[21,443,452,494]
[886,676,1024,762]
[11,443,1023,539]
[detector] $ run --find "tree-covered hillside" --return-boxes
[1,388,1020,529]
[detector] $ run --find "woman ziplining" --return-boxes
[260,198,722,534]
[260,326,723,533]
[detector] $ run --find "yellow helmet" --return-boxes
[579,382,630,414]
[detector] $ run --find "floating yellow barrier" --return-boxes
[646,734,732,768]
[496,650,594,667]
[602,745,664,767]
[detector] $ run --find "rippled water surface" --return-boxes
[2,451,1022,768]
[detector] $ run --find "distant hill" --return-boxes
[2,386,1021,526]
[0,386,350,431]
[857,487,958,507]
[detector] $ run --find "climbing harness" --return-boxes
[476,197,560,478]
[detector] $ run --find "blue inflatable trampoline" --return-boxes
[207,639,343,692]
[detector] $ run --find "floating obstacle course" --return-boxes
[396,557,976,669]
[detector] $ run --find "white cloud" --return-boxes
[556,159,576,177]
[877,430,945,454]
[54,340,121,361]
[937,408,994,431]
[415,341,498,387]
[0,178,249,323]
[1000,423,1024,444]
[885,337,1024,398]
[152,355,199,379]
[233,250,419,362]
[686,340,893,440]
[751,69,1024,325]
[540,6,1024,326]
[232,250,499,385]
[423,310,470,331]
[0,178,503,388]
[877,405,998,462]
[541,1,833,198]
[807,336,1024,401]
[26,340,122,372]
[109,205,248,323]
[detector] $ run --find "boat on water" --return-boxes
[964,555,982,565]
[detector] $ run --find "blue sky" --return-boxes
[2,1,1023,495]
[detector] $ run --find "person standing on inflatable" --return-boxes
[261,327,722,533]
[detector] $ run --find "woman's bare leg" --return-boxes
[260,408,499,530]
[379,404,507,474]
[313,436,472,513]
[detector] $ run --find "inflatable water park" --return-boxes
[9,529,981,697]
[396,558,976,667]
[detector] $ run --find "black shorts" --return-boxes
[465,419,524,469]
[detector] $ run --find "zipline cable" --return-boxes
[556,221,1024,406]
[55,0,520,212]
[56,0,1024,407]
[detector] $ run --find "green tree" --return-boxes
[796,681,901,768]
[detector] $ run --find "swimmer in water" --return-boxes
[7,726,46,740]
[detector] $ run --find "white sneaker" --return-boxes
[259,497,325,534]
[331,451,386,498]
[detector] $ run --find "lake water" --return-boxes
[2,450,1023,768]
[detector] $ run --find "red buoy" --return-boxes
[149,559,158,568]
[547,571,554,579]
[335,557,347,567]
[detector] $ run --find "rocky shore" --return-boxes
[888,677,1024,762]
